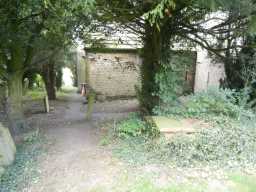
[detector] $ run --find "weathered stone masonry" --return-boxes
[81,49,142,98]
[77,48,226,99]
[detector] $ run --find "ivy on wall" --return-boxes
[153,51,197,114]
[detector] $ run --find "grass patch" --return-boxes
[99,136,111,146]
[89,177,205,192]
[24,89,46,100]
[107,90,256,169]
[99,88,256,192]
[23,86,77,100]
[110,111,256,168]
[57,86,77,98]
[0,130,47,192]
[116,113,147,138]
[229,174,256,192]
[128,179,203,192]
[113,137,169,165]
[112,115,256,168]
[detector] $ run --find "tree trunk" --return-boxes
[7,71,26,135]
[140,22,162,112]
[55,67,63,91]
[42,62,56,100]
[6,37,27,135]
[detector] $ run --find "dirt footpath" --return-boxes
[25,94,138,192]
[22,94,237,192]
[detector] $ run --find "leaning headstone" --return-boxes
[23,96,49,114]
[0,123,16,167]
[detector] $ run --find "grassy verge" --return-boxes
[89,173,256,192]
[229,174,256,192]
[89,178,204,192]
[0,130,48,192]
[24,89,46,100]
[23,86,77,100]
[104,113,256,169]
[98,89,256,191]
[103,89,256,170]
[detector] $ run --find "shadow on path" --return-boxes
[26,92,139,192]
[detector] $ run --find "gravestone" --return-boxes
[23,96,49,114]
[0,123,16,169]
[146,116,208,139]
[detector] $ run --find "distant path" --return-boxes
[25,93,138,192]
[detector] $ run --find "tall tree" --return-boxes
[0,0,94,133]
[95,0,256,112]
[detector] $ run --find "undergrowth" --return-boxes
[154,88,254,120]
[0,130,47,192]
[89,177,205,192]
[115,113,148,138]
[23,87,75,100]
[111,88,256,169]
[230,174,256,192]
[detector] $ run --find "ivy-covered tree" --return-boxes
[95,0,256,112]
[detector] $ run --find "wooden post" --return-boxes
[44,95,50,113]
[86,92,95,120]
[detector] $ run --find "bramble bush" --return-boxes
[115,113,159,138]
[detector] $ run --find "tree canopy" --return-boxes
[94,0,256,111]
[0,0,94,133]
[1,0,256,131]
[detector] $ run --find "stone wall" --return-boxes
[194,49,226,92]
[79,48,226,98]
[85,49,141,98]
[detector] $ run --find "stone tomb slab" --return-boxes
[148,116,207,138]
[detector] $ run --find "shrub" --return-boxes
[116,113,147,138]
[154,87,254,120]
[114,89,256,168]
[114,117,256,168]
[152,88,256,167]
[166,116,256,167]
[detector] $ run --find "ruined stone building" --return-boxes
[76,30,226,99]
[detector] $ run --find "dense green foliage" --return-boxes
[116,113,147,138]
[225,35,256,104]
[153,51,196,111]
[167,119,256,167]
[154,88,253,119]
[230,174,256,192]
[157,88,256,167]
[96,0,256,111]
[112,88,256,169]
[0,0,94,131]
